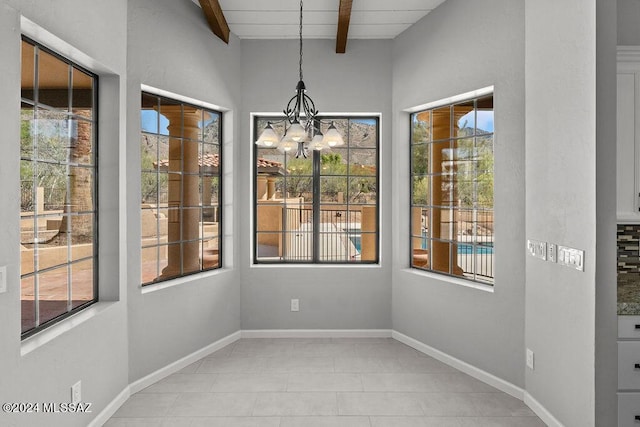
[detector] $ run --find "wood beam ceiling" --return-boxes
[335,0,353,54]
[198,0,230,44]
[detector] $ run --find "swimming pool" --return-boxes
[456,243,494,255]
[348,229,493,255]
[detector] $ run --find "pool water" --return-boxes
[348,231,493,255]
[456,244,494,255]
[348,234,361,252]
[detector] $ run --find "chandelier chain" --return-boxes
[299,0,303,82]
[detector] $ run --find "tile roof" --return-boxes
[154,154,284,172]
[257,157,284,169]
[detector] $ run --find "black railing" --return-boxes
[418,208,494,283]
[278,206,365,262]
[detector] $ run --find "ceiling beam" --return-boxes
[335,0,353,53]
[198,0,230,44]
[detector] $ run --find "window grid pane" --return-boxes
[254,116,379,264]
[20,37,98,338]
[410,94,494,284]
[140,92,222,285]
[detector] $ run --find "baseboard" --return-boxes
[392,330,525,400]
[92,328,563,427]
[524,392,565,427]
[241,329,393,338]
[393,330,565,425]
[128,330,241,394]
[87,386,130,427]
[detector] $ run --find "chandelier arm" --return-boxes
[284,92,301,124]
[305,94,318,117]
[301,95,317,125]
[295,141,308,159]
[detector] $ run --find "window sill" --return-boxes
[250,263,381,269]
[21,301,118,356]
[141,267,232,294]
[401,268,494,293]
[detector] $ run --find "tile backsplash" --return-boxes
[618,224,640,274]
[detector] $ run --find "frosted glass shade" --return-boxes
[277,139,298,153]
[255,123,279,147]
[308,133,326,151]
[322,122,344,147]
[285,121,306,142]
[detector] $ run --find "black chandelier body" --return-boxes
[254,0,344,157]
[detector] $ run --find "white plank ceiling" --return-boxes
[194,0,447,39]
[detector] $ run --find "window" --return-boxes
[20,37,98,337]
[140,92,222,285]
[410,93,494,284]
[253,116,379,263]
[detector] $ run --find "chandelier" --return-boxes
[254,0,344,158]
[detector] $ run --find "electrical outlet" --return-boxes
[526,349,534,370]
[290,299,299,312]
[0,266,6,294]
[548,243,557,263]
[71,381,81,404]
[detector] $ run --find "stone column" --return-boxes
[159,106,201,277]
[203,177,213,219]
[430,109,464,276]
[257,175,268,200]
[266,177,276,200]
[360,206,376,261]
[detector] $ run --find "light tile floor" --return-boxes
[106,338,546,427]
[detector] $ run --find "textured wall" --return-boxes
[126,0,243,383]
[0,1,129,426]
[391,0,526,388]
[239,39,394,330]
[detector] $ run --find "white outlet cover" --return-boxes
[71,381,81,404]
[526,349,534,370]
[0,266,6,294]
[548,243,557,263]
[291,299,299,312]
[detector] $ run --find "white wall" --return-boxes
[596,1,618,425]
[239,39,393,330]
[619,0,640,45]
[126,0,243,382]
[0,1,129,426]
[524,0,617,425]
[0,1,619,425]
[391,0,526,388]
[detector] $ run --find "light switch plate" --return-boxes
[527,239,546,261]
[0,266,6,294]
[558,246,584,271]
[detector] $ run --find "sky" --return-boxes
[459,110,494,133]
[141,110,217,135]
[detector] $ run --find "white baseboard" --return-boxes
[92,329,562,427]
[524,392,565,427]
[393,330,564,426]
[241,329,392,339]
[87,387,130,427]
[91,330,241,426]
[392,330,525,400]
[129,330,242,394]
